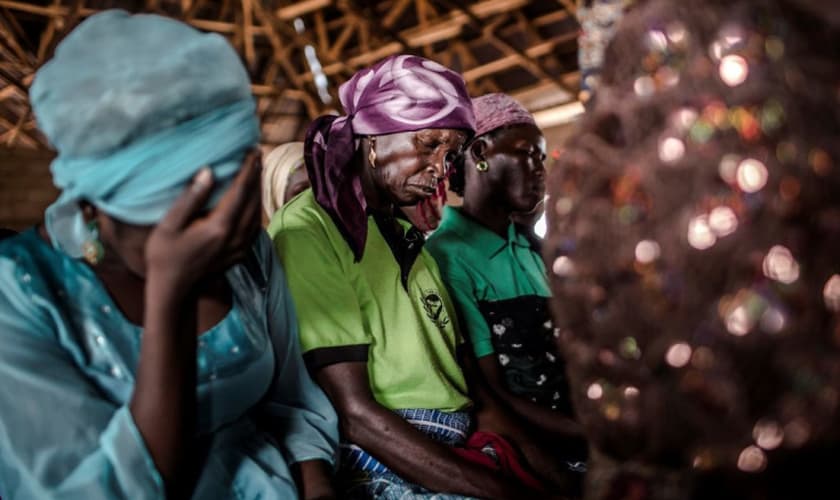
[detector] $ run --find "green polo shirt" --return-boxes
[426,206,551,358]
[268,190,470,412]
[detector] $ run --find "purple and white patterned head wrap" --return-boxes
[305,54,475,260]
[472,93,537,138]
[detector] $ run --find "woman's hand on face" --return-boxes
[145,151,263,293]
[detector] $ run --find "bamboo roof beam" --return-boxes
[462,32,576,81]
[382,0,412,28]
[299,0,530,81]
[433,0,577,94]
[275,0,332,21]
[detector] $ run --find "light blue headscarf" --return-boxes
[30,10,260,257]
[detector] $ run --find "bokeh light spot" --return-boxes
[760,307,786,334]
[720,54,749,87]
[726,305,752,336]
[665,342,692,368]
[688,215,716,250]
[753,420,784,450]
[709,206,738,237]
[553,256,576,277]
[737,445,767,472]
[823,275,840,312]
[634,75,656,97]
[762,245,800,284]
[659,136,686,163]
[719,154,741,183]
[635,240,661,264]
[736,158,768,193]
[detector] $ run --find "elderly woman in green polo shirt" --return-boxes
[426,93,586,468]
[269,57,574,499]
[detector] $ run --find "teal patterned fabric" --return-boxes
[0,230,338,499]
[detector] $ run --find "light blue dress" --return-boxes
[0,229,339,499]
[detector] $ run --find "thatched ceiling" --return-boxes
[0,0,581,149]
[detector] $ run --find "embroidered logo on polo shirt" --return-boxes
[420,289,450,329]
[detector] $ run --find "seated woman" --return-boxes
[261,141,310,223]
[270,55,571,499]
[0,11,337,499]
[426,94,585,464]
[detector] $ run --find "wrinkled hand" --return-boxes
[145,151,262,294]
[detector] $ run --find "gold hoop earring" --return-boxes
[368,136,377,169]
[82,220,104,265]
[476,160,489,172]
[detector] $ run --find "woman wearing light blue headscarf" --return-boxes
[0,10,338,499]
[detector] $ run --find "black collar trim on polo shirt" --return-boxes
[370,209,426,291]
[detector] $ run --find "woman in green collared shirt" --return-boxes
[427,94,585,465]
[267,55,582,499]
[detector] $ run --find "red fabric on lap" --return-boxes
[453,431,545,491]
